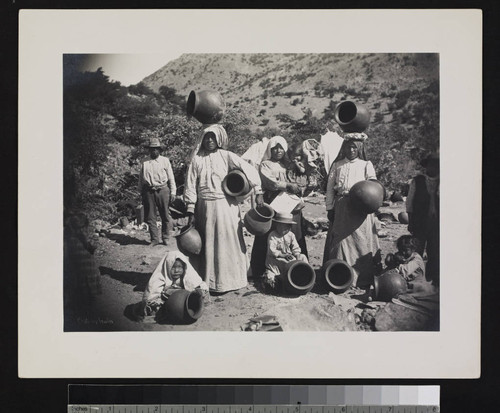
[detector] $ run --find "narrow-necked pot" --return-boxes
[374,269,408,302]
[186,90,225,124]
[243,203,275,236]
[222,169,251,199]
[349,179,385,215]
[334,100,371,133]
[174,224,203,255]
[322,258,355,294]
[283,260,316,295]
[164,289,204,324]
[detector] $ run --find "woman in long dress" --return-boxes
[250,136,308,278]
[323,133,381,289]
[184,124,263,293]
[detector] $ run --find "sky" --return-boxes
[76,53,182,86]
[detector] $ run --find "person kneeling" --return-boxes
[262,212,308,292]
[133,251,208,322]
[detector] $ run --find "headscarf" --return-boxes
[332,133,368,163]
[261,136,289,162]
[143,251,204,304]
[241,137,270,167]
[189,124,229,162]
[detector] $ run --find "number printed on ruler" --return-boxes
[70,405,439,413]
[230,405,254,413]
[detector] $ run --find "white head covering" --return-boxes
[261,136,288,162]
[143,250,204,304]
[189,124,229,162]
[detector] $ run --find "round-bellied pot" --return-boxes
[322,259,355,294]
[174,224,203,255]
[334,100,371,133]
[222,169,251,198]
[243,203,275,236]
[349,180,385,215]
[164,289,204,324]
[283,260,316,295]
[186,90,225,124]
[390,191,404,203]
[374,269,408,302]
[398,211,409,224]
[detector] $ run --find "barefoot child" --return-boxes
[133,251,208,321]
[262,212,309,291]
[384,235,433,293]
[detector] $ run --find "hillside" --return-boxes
[64,53,440,223]
[142,53,439,131]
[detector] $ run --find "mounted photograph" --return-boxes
[63,52,440,333]
[19,9,481,378]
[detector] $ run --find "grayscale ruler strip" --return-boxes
[67,404,440,413]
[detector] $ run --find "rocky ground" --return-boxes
[67,195,438,332]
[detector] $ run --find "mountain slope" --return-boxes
[142,53,439,130]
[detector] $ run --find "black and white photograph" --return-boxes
[63,52,440,332]
[18,9,481,378]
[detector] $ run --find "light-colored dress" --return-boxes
[397,252,425,282]
[250,159,308,277]
[184,149,262,292]
[324,157,381,288]
[265,230,306,278]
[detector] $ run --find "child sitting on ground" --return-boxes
[384,235,432,293]
[262,212,309,292]
[133,250,208,321]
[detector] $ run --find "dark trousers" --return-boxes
[141,186,172,242]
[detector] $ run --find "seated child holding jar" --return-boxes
[262,212,309,291]
[384,235,433,293]
[133,250,208,321]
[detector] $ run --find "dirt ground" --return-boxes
[68,195,435,332]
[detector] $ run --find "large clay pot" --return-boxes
[222,169,251,198]
[322,259,355,294]
[349,180,385,214]
[186,90,225,124]
[164,289,204,324]
[398,211,409,224]
[243,203,275,236]
[374,269,408,302]
[283,260,316,295]
[334,100,371,133]
[174,225,202,255]
[390,191,404,203]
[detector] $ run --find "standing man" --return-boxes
[406,153,440,286]
[139,138,177,246]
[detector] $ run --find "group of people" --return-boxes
[133,124,440,320]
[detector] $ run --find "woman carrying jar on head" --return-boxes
[184,124,263,293]
[323,132,382,289]
[250,136,309,278]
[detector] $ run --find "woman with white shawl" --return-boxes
[323,133,382,289]
[184,124,263,292]
[250,136,309,278]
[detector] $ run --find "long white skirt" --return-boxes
[195,197,249,292]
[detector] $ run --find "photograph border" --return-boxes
[18,9,482,378]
